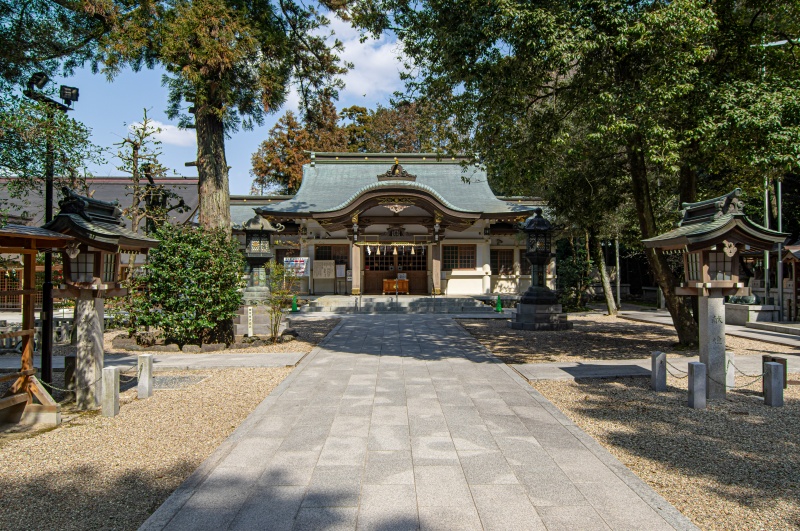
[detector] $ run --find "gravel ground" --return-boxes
[458,312,798,363]
[0,367,292,530]
[533,375,800,531]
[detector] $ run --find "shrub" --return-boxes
[132,224,245,345]
[265,261,300,343]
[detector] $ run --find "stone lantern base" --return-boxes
[511,286,573,331]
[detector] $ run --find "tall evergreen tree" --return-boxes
[96,0,349,230]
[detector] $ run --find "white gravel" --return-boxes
[534,374,800,530]
[0,367,291,530]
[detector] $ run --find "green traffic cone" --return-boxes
[291,295,298,312]
[495,295,502,312]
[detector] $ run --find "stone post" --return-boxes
[764,362,784,407]
[726,351,735,390]
[101,366,119,417]
[137,354,154,399]
[431,244,442,295]
[351,243,361,295]
[75,291,104,409]
[688,362,706,409]
[64,355,76,401]
[651,351,666,392]
[698,293,726,399]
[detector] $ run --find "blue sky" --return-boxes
[57,19,405,195]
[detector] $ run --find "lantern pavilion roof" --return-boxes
[642,188,786,252]
[42,188,159,252]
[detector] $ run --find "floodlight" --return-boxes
[28,72,49,89]
[60,85,79,104]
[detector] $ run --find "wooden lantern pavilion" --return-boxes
[643,188,786,400]
[0,224,72,425]
[44,188,159,297]
[43,188,159,409]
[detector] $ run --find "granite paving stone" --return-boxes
[142,315,698,531]
[470,484,546,531]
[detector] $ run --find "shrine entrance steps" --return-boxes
[300,295,496,315]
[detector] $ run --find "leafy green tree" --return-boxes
[115,109,189,234]
[96,0,349,230]
[0,91,101,221]
[251,94,348,194]
[251,99,452,193]
[556,238,593,312]
[0,0,111,87]
[354,0,800,345]
[132,224,245,345]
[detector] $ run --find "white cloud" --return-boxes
[129,120,196,147]
[332,19,406,104]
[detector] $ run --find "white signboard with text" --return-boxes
[313,260,336,279]
[284,257,309,276]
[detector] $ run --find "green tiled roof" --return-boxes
[259,158,535,216]
[642,213,785,251]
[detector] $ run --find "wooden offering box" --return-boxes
[383,278,409,294]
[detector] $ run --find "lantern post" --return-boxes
[510,208,572,331]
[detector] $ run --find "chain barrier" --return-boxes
[665,360,689,379]
[727,359,764,379]
[37,363,138,393]
[40,375,102,393]
[707,371,765,390]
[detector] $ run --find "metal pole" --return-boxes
[615,238,621,310]
[764,176,770,305]
[41,107,54,385]
[778,180,784,321]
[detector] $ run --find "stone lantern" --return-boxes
[45,188,159,409]
[643,188,785,399]
[511,208,572,331]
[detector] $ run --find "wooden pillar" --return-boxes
[432,244,441,295]
[351,244,361,295]
[20,252,35,373]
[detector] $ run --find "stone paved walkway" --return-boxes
[141,315,696,531]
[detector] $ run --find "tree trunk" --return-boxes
[679,162,697,206]
[590,231,617,316]
[196,105,232,230]
[627,133,698,345]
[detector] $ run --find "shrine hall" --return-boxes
[241,153,546,296]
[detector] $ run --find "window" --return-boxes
[315,245,349,266]
[398,247,427,271]
[687,253,700,281]
[70,253,94,283]
[364,247,393,271]
[102,253,117,283]
[443,245,476,270]
[708,252,731,281]
[490,249,514,275]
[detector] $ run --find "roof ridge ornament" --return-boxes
[59,187,124,226]
[378,158,417,182]
[679,188,744,226]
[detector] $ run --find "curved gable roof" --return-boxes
[258,154,535,216]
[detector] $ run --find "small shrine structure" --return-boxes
[643,188,785,399]
[0,224,72,425]
[44,188,159,409]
